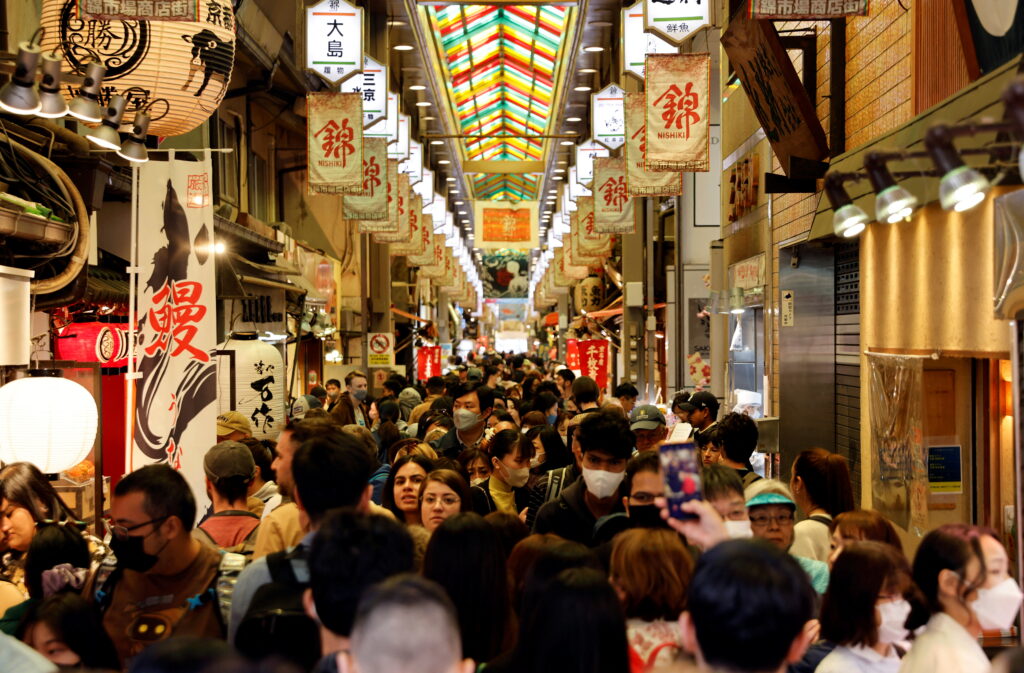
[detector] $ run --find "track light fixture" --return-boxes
[67,61,106,123]
[36,51,68,118]
[925,124,989,213]
[117,110,151,163]
[864,151,918,224]
[85,94,126,149]
[0,41,42,115]
[824,172,869,238]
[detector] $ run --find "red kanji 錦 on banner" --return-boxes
[578,339,609,388]
[566,338,581,370]
[417,346,442,381]
[307,92,364,195]
[645,53,710,172]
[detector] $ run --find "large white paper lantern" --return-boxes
[216,332,285,441]
[40,0,235,137]
[0,370,97,473]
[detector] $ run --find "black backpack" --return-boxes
[234,546,320,671]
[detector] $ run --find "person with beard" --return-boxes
[94,465,223,667]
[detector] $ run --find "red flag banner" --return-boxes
[566,338,581,370]
[417,346,442,381]
[645,54,710,172]
[307,92,364,195]
[593,156,636,234]
[373,173,412,243]
[578,339,609,388]
[343,137,387,222]
[624,92,683,196]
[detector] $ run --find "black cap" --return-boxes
[689,391,719,415]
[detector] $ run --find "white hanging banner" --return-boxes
[592,84,627,150]
[621,2,677,82]
[569,166,591,200]
[305,0,363,85]
[643,0,712,47]
[576,138,610,188]
[133,153,218,515]
[415,167,434,205]
[341,55,387,129]
[399,139,423,186]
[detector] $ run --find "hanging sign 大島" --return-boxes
[593,156,636,234]
[343,137,387,222]
[305,0,363,86]
[625,92,683,196]
[307,92,364,195]
[645,54,710,173]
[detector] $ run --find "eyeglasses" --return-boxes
[103,514,169,539]
[423,495,461,507]
[749,513,794,527]
[629,491,657,505]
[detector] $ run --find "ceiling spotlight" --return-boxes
[926,125,988,212]
[67,61,106,122]
[430,140,444,145]
[0,41,41,115]
[729,287,746,315]
[439,159,451,165]
[393,44,414,51]
[455,201,464,205]
[553,175,564,181]
[560,140,575,146]
[824,172,868,238]
[589,20,613,27]
[461,219,469,224]
[583,46,604,53]
[554,168,566,173]
[566,116,582,122]
[864,151,917,224]
[548,189,557,194]
[85,95,127,150]
[422,116,436,121]
[579,68,599,74]
[446,177,456,181]
[36,51,68,118]
[458,210,467,215]
[557,160,567,165]
[574,85,592,92]
[415,101,431,107]
[410,84,426,91]
[116,110,151,163]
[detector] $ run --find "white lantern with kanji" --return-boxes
[40,0,236,137]
[0,370,97,474]
[216,332,285,441]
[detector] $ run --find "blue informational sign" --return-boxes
[927,445,962,494]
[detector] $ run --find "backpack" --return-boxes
[193,511,261,556]
[233,546,321,671]
[544,465,572,503]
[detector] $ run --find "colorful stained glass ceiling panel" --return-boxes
[471,173,540,201]
[427,4,571,169]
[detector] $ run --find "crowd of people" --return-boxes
[0,352,1022,673]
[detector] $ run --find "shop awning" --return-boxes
[214,215,285,253]
[807,55,1022,242]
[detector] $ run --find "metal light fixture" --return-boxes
[925,125,988,212]
[117,110,151,163]
[864,152,917,224]
[67,61,106,122]
[0,41,42,115]
[729,287,746,314]
[86,95,127,149]
[824,172,869,238]
[36,51,67,118]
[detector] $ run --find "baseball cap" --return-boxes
[310,385,328,399]
[689,391,720,415]
[746,492,796,509]
[467,367,483,382]
[291,394,322,419]
[630,404,667,431]
[216,410,252,437]
[204,441,256,481]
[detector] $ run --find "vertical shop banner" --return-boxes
[750,0,868,18]
[624,92,683,196]
[344,137,387,223]
[417,346,442,381]
[645,54,710,172]
[576,139,611,187]
[406,214,434,263]
[593,157,636,234]
[573,204,613,258]
[133,155,218,511]
[391,195,425,257]
[578,339,610,388]
[373,173,411,243]
[307,92,364,195]
[357,159,399,233]
[565,338,581,370]
[867,354,927,535]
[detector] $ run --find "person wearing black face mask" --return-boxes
[591,451,671,547]
[329,370,371,428]
[94,465,224,667]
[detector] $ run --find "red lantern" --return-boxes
[54,320,130,371]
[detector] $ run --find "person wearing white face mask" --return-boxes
[814,541,914,673]
[974,531,1023,633]
[899,524,991,673]
[469,429,534,518]
[534,411,631,546]
[433,382,494,459]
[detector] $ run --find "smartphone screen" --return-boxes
[658,439,702,520]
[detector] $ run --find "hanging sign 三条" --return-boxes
[341,55,388,128]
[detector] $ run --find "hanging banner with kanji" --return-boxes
[565,338,581,370]
[391,197,426,257]
[593,156,636,234]
[356,157,399,233]
[578,339,610,388]
[402,213,433,261]
[643,0,712,46]
[343,137,387,222]
[133,153,218,515]
[409,231,441,267]
[305,0,363,86]
[473,201,539,249]
[645,54,710,172]
[565,230,604,269]
[420,244,448,280]
[624,92,683,196]
[341,55,387,129]
[576,139,611,187]
[417,346,442,381]
[374,173,411,244]
[750,0,867,19]
[573,203,613,258]
[307,92,364,195]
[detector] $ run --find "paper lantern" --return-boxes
[0,370,97,473]
[53,320,131,370]
[216,332,285,441]
[40,0,235,137]
[575,275,605,314]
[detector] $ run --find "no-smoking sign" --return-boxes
[368,332,394,366]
